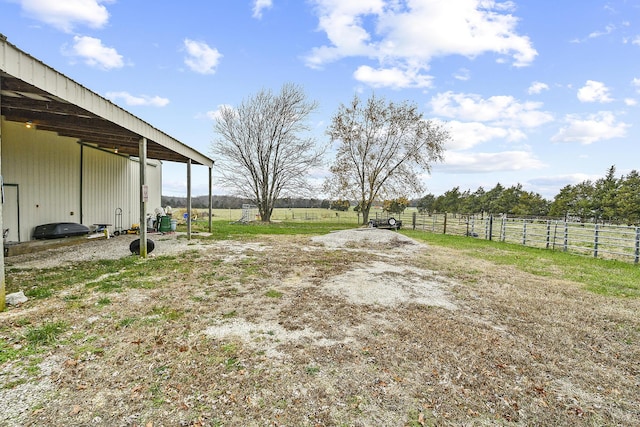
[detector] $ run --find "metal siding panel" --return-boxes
[1,120,80,241]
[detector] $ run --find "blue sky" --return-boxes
[1,0,639,200]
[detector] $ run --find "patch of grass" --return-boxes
[25,321,68,346]
[24,285,54,299]
[264,289,283,298]
[96,297,111,306]
[118,317,137,328]
[222,310,237,319]
[189,220,355,240]
[305,365,320,375]
[403,230,640,297]
[0,338,21,363]
[150,306,184,321]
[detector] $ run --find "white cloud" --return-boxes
[453,68,470,81]
[183,39,222,74]
[204,104,233,121]
[633,78,640,92]
[588,24,615,39]
[305,0,537,88]
[70,35,123,69]
[577,80,613,103]
[353,65,432,88]
[624,98,637,106]
[252,0,273,19]
[441,150,545,173]
[105,91,170,107]
[18,0,111,32]
[551,111,629,144]
[528,81,549,95]
[430,91,554,128]
[445,121,526,150]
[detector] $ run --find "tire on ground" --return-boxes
[129,238,155,255]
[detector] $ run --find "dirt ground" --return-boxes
[1,229,639,426]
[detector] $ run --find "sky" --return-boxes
[1,0,639,201]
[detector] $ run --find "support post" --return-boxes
[187,159,192,240]
[208,165,213,233]
[139,137,147,258]
[0,76,5,310]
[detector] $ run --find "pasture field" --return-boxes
[1,222,638,426]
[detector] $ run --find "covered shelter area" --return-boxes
[0,34,215,309]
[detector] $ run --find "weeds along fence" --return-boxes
[406,212,640,264]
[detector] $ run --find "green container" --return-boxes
[159,216,171,232]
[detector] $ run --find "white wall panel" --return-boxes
[1,118,163,241]
[2,120,80,241]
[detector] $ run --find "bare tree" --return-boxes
[325,94,449,224]
[212,83,323,222]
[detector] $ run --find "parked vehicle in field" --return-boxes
[368,217,402,230]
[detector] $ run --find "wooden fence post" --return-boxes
[443,212,447,235]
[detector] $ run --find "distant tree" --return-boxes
[330,199,351,211]
[512,191,550,216]
[617,170,640,225]
[548,184,575,218]
[324,94,448,224]
[320,199,331,209]
[382,196,409,215]
[212,83,324,222]
[434,187,462,213]
[593,165,619,223]
[573,181,596,222]
[417,194,436,214]
[483,183,505,214]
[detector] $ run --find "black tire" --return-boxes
[387,217,397,226]
[129,238,155,255]
[113,230,120,236]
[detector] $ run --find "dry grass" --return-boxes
[1,232,639,426]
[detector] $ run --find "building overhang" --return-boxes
[0,34,213,167]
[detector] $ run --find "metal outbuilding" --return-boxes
[0,34,215,309]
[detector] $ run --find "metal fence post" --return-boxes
[489,215,493,241]
[563,221,569,252]
[501,216,506,242]
[635,227,640,264]
[522,220,527,246]
[545,220,551,249]
[594,223,600,258]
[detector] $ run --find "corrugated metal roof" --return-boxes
[0,34,214,167]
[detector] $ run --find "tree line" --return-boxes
[415,165,640,225]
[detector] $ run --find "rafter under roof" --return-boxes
[0,34,213,167]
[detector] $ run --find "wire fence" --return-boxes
[404,212,640,264]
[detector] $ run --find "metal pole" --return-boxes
[139,137,147,258]
[0,75,5,310]
[546,220,551,249]
[208,164,213,233]
[634,227,639,264]
[187,159,192,240]
[593,223,600,258]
